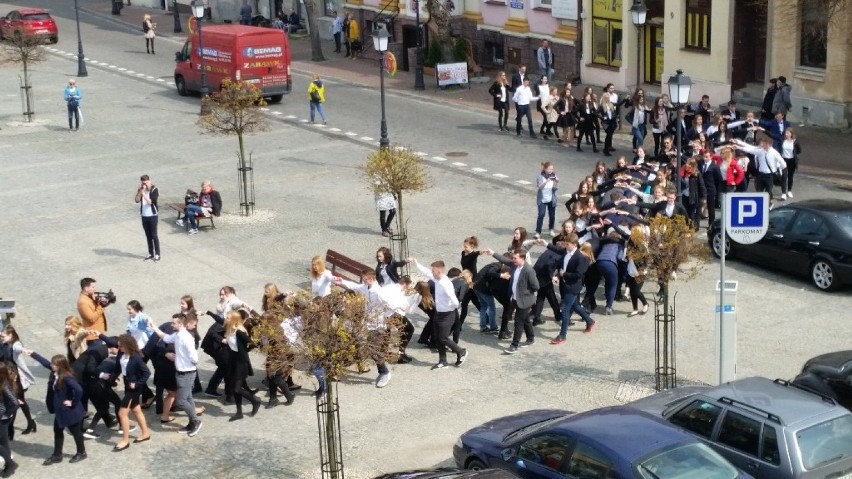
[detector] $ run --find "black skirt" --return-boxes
[152,355,178,391]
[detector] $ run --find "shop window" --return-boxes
[685,0,710,51]
[591,0,623,68]
[799,1,827,69]
[532,0,552,9]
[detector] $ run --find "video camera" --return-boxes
[95,290,117,306]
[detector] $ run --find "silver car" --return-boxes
[628,377,852,479]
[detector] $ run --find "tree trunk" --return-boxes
[22,60,33,123]
[237,132,251,216]
[304,0,325,62]
[323,386,341,478]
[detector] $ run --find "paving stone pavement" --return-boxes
[1,34,852,479]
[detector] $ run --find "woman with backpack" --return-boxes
[142,14,156,54]
[308,73,327,125]
[64,79,82,131]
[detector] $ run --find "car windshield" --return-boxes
[637,443,739,479]
[23,13,51,21]
[797,415,852,469]
[505,416,567,441]
[834,212,852,236]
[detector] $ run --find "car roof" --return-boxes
[14,8,49,15]
[553,406,693,462]
[804,350,852,375]
[700,377,845,427]
[786,199,852,214]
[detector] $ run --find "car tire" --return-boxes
[710,230,732,259]
[466,459,487,471]
[811,259,838,292]
[50,35,58,44]
[175,76,188,96]
[267,94,283,104]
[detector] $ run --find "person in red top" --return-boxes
[714,147,745,193]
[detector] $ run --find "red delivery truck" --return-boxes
[174,25,291,103]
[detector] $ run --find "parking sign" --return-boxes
[725,193,770,244]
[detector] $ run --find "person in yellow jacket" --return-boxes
[308,73,327,124]
[347,14,359,59]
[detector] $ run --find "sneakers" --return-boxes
[780,193,787,200]
[605,307,613,315]
[788,191,793,198]
[82,429,100,439]
[520,340,535,348]
[153,254,160,262]
[431,362,448,370]
[144,255,154,261]
[550,337,566,345]
[188,420,202,437]
[375,372,391,388]
[455,349,468,367]
[188,228,198,235]
[504,345,518,354]
[175,219,184,227]
[550,229,557,237]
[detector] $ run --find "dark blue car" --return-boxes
[453,406,752,479]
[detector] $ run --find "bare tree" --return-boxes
[2,34,48,122]
[197,79,269,216]
[746,0,847,45]
[303,0,325,61]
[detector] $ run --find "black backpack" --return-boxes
[143,21,150,33]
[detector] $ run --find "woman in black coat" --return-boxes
[679,158,707,231]
[488,71,510,131]
[224,311,260,421]
[575,93,598,153]
[108,334,151,450]
[26,351,87,465]
[375,246,407,286]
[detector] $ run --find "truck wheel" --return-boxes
[175,77,188,96]
[267,95,283,104]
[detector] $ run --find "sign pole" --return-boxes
[718,193,726,385]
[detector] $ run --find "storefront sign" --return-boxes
[551,0,578,20]
[436,62,468,87]
[592,0,622,20]
[509,0,524,9]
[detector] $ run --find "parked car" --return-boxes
[0,8,58,44]
[453,406,751,478]
[793,350,852,411]
[374,468,518,479]
[629,376,852,479]
[708,199,852,291]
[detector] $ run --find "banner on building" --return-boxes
[551,0,578,20]
[436,62,469,87]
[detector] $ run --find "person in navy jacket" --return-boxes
[100,334,151,451]
[25,351,88,465]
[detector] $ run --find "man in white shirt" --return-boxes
[733,136,785,201]
[333,270,393,388]
[149,314,202,437]
[512,77,540,138]
[409,258,467,369]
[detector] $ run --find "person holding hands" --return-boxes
[407,258,467,369]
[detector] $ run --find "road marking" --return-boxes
[493,173,509,178]
[516,180,532,185]
[299,119,309,123]
[329,128,341,132]
[109,65,118,69]
[431,156,447,162]
[451,162,467,167]
[360,136,374,141]
[259,107,269,111]
[118,68,127,71]
[285,115,297,119]
[156,78,165,82]
[270,111,282,115]
[345,132,358,136]
[146,76,155,80]
[415,151,428,157]
[313,123,325,127]
[471,168,487,173]
[126,70,135,74]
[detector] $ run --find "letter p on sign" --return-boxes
[725,193,770,244]
[736,200,759,227]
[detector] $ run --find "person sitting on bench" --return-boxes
[287,9,301,33]
[177,180,222,233]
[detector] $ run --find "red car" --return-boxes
[0,8,58,44]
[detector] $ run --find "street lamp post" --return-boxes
[667,69,692,203]
[373,24,390,149]
[413,0,425,91]
[73,0,88,77]
[629,0,647,91]
[191,1,210,116]
[173,0,183,34]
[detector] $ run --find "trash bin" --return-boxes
[112,0,124,15]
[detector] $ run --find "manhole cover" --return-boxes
[445,151,468,157]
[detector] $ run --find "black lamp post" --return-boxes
[191,0,210,116]
[173,0,183,33]
[629,0,647,91]
[413,0,425,91]
[667,69,692,203]
[73,0,88,77]
[373,23,390,149]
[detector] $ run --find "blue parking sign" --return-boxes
[725,193,770,244]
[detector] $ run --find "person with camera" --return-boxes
[134,174,160,262]
[77,278,112,344]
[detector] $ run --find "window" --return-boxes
[800,1,827,69]
[591,0,622,68]
[718,411,761,457]
[762,424,781,465]
[669,400,723,438]
[768,209,796,231]
[517,434,573,472]
[797,415,852,469]
[638,443,739,479]
[533,0,552,9]
[684,0,711,51]
[566,441,617,479]
[790,211,829,238]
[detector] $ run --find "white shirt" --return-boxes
[281,316,303,344]
[120,355,129,377]
[126,313,151,350]
[498,85,506,102]
[511,267,521,300]
[311,270,334,297]
[512,85,539,106]
[162,328,199,372]
[415,263,460,312]
[782,139,795,158]
[561,248,576,272]
[338,279,386,329]
[140,190,155,217]
[227,332,238,352]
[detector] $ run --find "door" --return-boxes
[749,208,797,267]
[512,433,575,478]
[401,25,417,72]
[785,210,831,275]
[731,0,767,90]
[644,25,664,84]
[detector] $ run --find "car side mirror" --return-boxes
[175,51,184,62]
[501,448,513,462]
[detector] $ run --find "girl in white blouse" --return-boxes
[310,256,334,298]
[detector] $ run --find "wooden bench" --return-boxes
[325,249,371,283]
[168,203,216,229]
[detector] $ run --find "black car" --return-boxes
[709,199,852,291]
[373,468,517,479]
[793,350,852,411]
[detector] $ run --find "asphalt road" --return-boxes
[1,2,852,478]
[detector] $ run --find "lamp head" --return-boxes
[630,0,647,26]
[667,69,692,105]
[372,23,389,52]
[190,0,205,19]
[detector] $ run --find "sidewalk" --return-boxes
[82,1,852,191]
